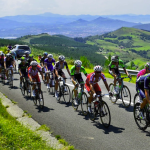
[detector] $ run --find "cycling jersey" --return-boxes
[71,65,87,84]
[44,58,55,71]
[40,57,47,65]
[109,59,125,77]
[18,62,28,76]
[136,73,150,100]
[54,61,68,71]
[137,69,146,79]
[0,57,5,67]
[70,66,87,76]
[28,65,42,76]
[4,57,14,68]
[85,72,106,93]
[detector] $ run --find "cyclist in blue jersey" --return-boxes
[136,73,150,119]
[44,54,55,89]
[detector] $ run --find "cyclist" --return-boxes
[136,73,150,119]
[54,55,71,100]
[18,57,29,89]
[137,63,150,79]
[4,53,14,80]
[10,51,17,71]
[109,56,131,94]
[85,65,112,113]
[40,52,48,67]
[24,51,30,61]
[7,44,12,50]
[44,54,55,89]
[71,60,87,105]
[0,53,5,78]
[38,55,42,61]
[28,61,44,98]
[27,54,36,67]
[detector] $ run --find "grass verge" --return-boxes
[0,98,55,150]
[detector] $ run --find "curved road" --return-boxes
[0,66,150,150]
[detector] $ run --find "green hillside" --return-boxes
[85,27,150,69]
[18,33,106,66]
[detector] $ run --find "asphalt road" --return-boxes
[0,64,150,150]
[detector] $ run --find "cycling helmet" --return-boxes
[30,61,38,66]
[111,56,119,62]
[145,62,150,69]
[59,55,65,61]
[24,51,30,54]
[29,54,33,58]
[74,60,82,66]
[48,54,53,58]
[94,65,103,72]
[20,57,25,61]
[43,52,48,55]
[6,53,11,57]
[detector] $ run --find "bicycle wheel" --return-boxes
[133,93,140,106]
[39,91,44,109]
[27,84,32,98]
[121,85,131,107]
[133,103,147,130]
[99,101,111,128]
[50,85,55,95]
[58,84,63,102]
[71,90,78,111]
[21,82,25,96]
[81,92,88,115]
[33,96,37,105]
[63,85,71,104]
[89,101,96,121]
[109,83,118,103]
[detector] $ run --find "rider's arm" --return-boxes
[19,69,22,76]
[55,69,59,78]
[123,67,130,76]
[71,76,77,85]
[89,83,96,94]
[67,68,71,76]
[44,62,48,71]
[144,89,150,104]
[28,73,33,82]
[4,60,6,69]
[103,80,110,92]
[111,68,117,77]
[39,71,44,80]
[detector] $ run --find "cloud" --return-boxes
[0,0,150,17]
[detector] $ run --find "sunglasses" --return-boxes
[96,71,101,73]
[32,66,37,67]
[76,65,81,67]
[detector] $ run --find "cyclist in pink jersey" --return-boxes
[137,62,150,79]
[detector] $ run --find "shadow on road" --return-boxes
[113,102,134,113]
[35,105,54,113]
[92,121,125,134]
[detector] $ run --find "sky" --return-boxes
[0,0,150,17]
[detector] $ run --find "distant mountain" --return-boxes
[133,23,150,31]
[102,14,150,23]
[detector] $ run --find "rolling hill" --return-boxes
[85,27,150,69]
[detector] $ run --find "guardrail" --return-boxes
[119,68,139,76]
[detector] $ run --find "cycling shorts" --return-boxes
[85,83,101,93]
[54,69,64,80]
[72,74,84,84]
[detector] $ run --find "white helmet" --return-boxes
[30,61,38,66]
[94,65,102,72]
[48,54,53,58]
[59,55,65,61]
[24,51,30,54]
[111,56,119,62]
[74,60,82,66]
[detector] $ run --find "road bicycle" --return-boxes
[7,68,13,88]
[20,76,31,97]
[45,71,55,95]
[134,102,150,130]
[89,94,111,128]
[109,77,131,107]
[57,77,71,104]
[0,68,6,85]
[71,83,88,115]
[31,82,44,109]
